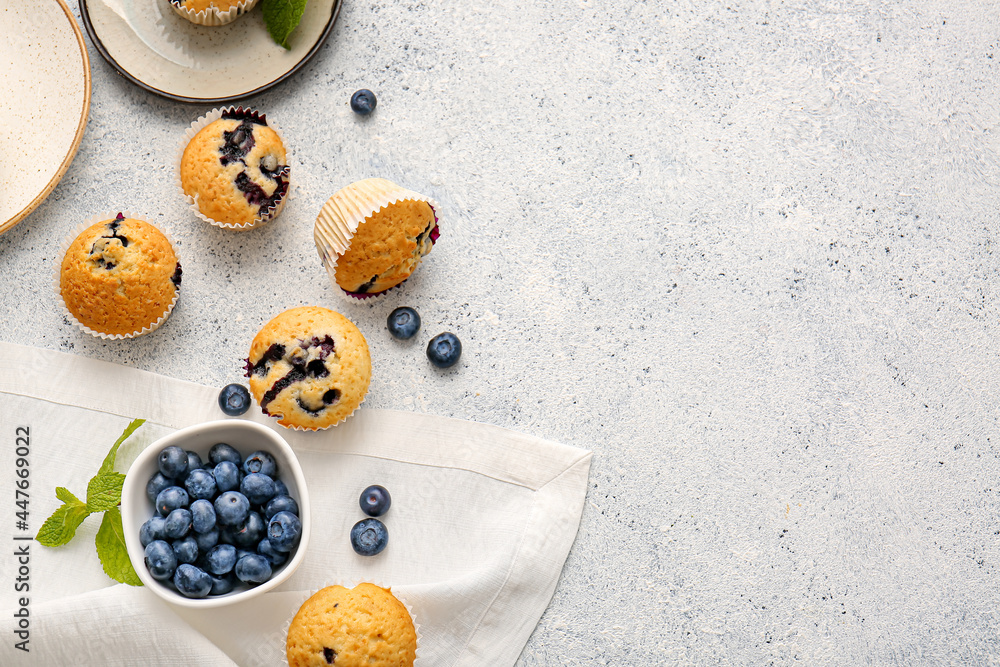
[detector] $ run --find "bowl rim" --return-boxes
[121,419,311,608]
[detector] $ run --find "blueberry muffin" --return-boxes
[180,108,289,229]
[315,178,439,298]
[168,0,259,26]
[286,584,417,667]
[245,307,371,430]
[59,214,181,338]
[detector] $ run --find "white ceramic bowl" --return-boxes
[121,419,310,608]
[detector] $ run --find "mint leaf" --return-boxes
[87,473,126,512]
[96,507,142,586]
[98,418,145,476]
[36,490,91,547]
[55,486,84,505]
[262,0,308,49]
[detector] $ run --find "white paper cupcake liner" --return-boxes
[282,581,423,666]
[177,106,294,231]
[168,0,260,27]
[314,178,440,305]
[55,212,180,340]
[278,389,367,432]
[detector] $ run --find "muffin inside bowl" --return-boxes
[121,419,310,608]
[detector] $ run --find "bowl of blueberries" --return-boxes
[121,419,310,607]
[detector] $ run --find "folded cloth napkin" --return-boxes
[0,342,591,665]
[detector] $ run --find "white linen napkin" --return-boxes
[0,342,590,665]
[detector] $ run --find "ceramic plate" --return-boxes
[79,0,341,103]
[0,0,91,235]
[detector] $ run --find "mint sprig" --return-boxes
[36,418,146,586]
[262,0,308,50]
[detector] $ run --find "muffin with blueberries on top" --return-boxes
[286,583,417,667]
[59,213,181,338]
[179,107,289,229]
[245,306,371,430]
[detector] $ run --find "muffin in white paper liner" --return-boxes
[245,306,371,431]
[55,212,181,340]
[283,581,422,667]
[168,0,260,27]
[177,106,293,231]
[314,177,440,304]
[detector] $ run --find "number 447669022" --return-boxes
[15,427,29,532]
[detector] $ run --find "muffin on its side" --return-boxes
[59,213,181,338]
[180,107,289,229]
[286,584,417,667]
[245,306,371,430]
[315,178,439,299]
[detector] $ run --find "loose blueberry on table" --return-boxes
[140,444,303,598]
[387,307,421,340]
[359,484,391,517]
[218,383,252,416]
[350,518,389,556]
[350,89,377,115]
[427,332,462,368]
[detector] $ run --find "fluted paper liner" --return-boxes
[314,178,440,303]
[177,106,293,231]
[55,212,180,340]
[283,581,423,666]
[168,0,260,27]
[278,388,367,432]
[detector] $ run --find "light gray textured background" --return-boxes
[3,0,999,663]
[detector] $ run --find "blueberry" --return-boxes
[359,485,391,517]
[218,384,252,416]
[144,540,177,581]
[387,307,420,339]
[267,511,302,552]
[205,544,238,575]
[163,508,193,539]
[234,553,272,584]
[209,443,242,466]
[235,548,257,563]
[140,516,166,547]
[157,446,189,479]
[240,473,276,506]
[226,511,266,548]
[427,332,462,368]
[209,573,235,596]
[264,495,299,520]
[186,450,203,472]
[146,472,173,504]
[350,88,377,115]
[184,468,217,501]
[174,564,212,598]
[256,538,288,566]
[242,451,277,477]
[350,518,388,556]
[190,498,217,533]
[272,478,289,497]
[195,527,220,552]
[213,461,240,492]
[214,491,250,527]
[155,486,189,516]
[172,536,199,564]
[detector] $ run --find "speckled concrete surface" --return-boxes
[3,0,999,663]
